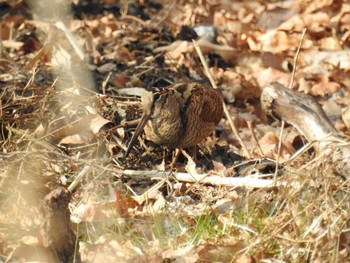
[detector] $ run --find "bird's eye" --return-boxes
[154,93,161,101]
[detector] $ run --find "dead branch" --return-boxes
[261,82,350,178]
[122,169,293,188]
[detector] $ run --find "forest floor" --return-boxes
[1,0,350,262]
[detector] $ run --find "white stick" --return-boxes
[122,169,294,188]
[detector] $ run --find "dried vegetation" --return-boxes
[1,0,350,262]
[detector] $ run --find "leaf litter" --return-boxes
[1,0,350,262]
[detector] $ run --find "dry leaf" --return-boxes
[250,30,312,53]
[236,254,256,263]
[322,100,342,117]
[342,106,350,129]
[258,131,278,158]
[257,8,297,30]
[162,245,199,263]
[309,50,350,71]
[255,67,291,89]
[115,188,142,215]
[155,39,235,62]
[97,62,117,73]
[154,40,191,59]
[113,45,134,63]
[54,114,110,144]
[311,82,340,96]
[74,201,117,223]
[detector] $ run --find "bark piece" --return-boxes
[261,82,338,143]
[261,82,350,178]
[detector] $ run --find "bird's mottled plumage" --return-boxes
[125,83,223,156]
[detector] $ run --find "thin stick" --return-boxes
[192,40,219,90]
[68,166,91,192]
[247,121,264,157]
[288,140,315,163]
[273,28,306,180]
[101,72,112,95]
[192,40,251,158]
[122,169,299,188]
[289,28,307,89]
[274,120,285,181]
[55,21,85,61]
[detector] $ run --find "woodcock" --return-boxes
[124,82,223,157]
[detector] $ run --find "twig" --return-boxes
[132,178,168,204]
[274,120,285,181]
[180,149,198,175]
[288,140,316,163]
[274,28,306,180]
[192,40,251,158]
[122,169,298,188]
[55,21,85,61]
[101,72,112,95]
[121,15,147,26]
[192,40,218,90]
[289,28,307,89]
[68,166,92,192]
[247,121,264,157]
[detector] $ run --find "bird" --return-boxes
[124,82,223,159]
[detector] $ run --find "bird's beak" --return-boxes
[124,113,151,157]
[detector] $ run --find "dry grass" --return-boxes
[1,0,350,262]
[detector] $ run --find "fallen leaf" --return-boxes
[309,50,350,71]
[236,254,256,263]
[74,201,117,223]
[155,39,236,62]
[322,100,342,117]
[258,131,278,158]
[311,82,340,96]
[255,67,291,89]
[250,30,311,53]
[162,245,199,263]
[115,188,142,215]
[257,8,297,30]
[54,114,111,144]
[342,106,350,130]
[97,62,117,73]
